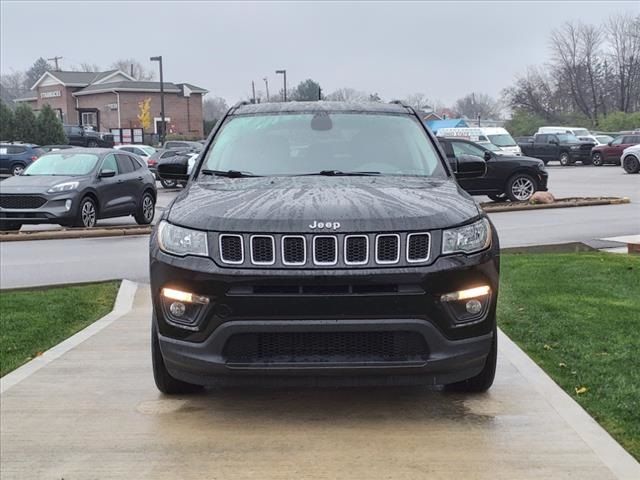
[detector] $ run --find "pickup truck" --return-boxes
[63,125,114,148]
[518,133,595,166]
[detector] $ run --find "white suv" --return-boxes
[621,144,640,174]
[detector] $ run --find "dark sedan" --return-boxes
[0,148,156,231]
[438,137,548,202]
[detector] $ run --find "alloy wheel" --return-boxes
[510,177,535,201]
[143,195,154,221]
[11,165,24,176]
[81,201,96,227]
[592,153,603,166]
[559,153,570,166]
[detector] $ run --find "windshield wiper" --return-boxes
[300,170,381,177]
[200,169,260,178]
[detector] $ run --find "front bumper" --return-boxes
[569,149,592,161]
[150,236,500,385]
[0,194,78,225]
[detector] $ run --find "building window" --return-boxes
[81,112,97,127]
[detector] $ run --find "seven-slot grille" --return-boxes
[0,195,47,209]
[217,232,431,268]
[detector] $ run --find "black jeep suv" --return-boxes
[150,101,499,394]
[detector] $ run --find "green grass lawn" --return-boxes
[498,253,640,460]
[0,282,119,376]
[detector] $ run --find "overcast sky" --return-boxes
[1,1,638,106]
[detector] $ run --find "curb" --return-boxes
[0,225,152,242]
[0,279,138,393]
[499,329,640,479]
[482,196,630,213]
[501,241,598,254]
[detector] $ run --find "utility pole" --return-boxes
[251,80,256,104]
[150,56,165,145]
[318,86,322,101]
[263,77,270,102]
[47,56,63,71]
[275,70,287,102]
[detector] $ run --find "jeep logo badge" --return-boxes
[309,220,341,230]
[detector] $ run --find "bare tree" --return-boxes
[202,96,229,122]
[110,59,155,80]
[325,88,369,102]
[550,22,605,124]
[605,14,640,112]
[454,92,502,120]
[0,71,27,104]
[70,63,101,72]
[402,93,432,110]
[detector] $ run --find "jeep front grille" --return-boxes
[215,232,432,268]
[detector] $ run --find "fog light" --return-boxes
[465,299,482,314]
[169,301,186,317]
[162,287,209,304]
[441,285,490,302]
[65,199,72,211]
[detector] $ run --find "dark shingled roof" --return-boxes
[75,81,183,94]
[234,101,410,115]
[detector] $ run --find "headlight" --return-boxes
[537,162,547,171]
[442,218,491,255]
[158,220,208,257]
[570,145,580,150]
[47,181,79,193]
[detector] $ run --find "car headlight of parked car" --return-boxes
[47,181,79,193]
[158,220,208,257]
[537,162,547,171]
[442,218,491,255]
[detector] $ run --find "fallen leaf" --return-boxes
[544,344,552,350]
[558,362,567,368]
[575,386,588,395]
[36,352,43,357]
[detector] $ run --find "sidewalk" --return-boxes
[1,284,638,480]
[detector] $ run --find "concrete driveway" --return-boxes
[2,284,637,480]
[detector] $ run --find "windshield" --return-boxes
[23,153,99,176]
[557,133,579,142]
[140,146,156,155]
[596,135,613,144]
[478,141,501,152]
[573,129,590,137]
[199,113,446,178]
[487,134,517,147]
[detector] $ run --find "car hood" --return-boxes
[168,176,481,233]
[494,154,543,164]
[0,175,85,194]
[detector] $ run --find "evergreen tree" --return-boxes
[13,104,37,143]
[0,100,15,141]
[36,104,66,145]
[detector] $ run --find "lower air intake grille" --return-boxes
[223,331,428,363]
[0,195,46,209]
[220,235,243,263]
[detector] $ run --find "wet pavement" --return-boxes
[1,285,638,479]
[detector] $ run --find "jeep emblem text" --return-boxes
[309,220,341,230]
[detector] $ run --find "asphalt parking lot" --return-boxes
[2,284,637,480]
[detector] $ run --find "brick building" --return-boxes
[14,70,208,140]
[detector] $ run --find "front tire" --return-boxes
[134,191,155,225]
[74,197,97,228]
[11,163,25,176]
[446,328,497,393]
[559,152,571,166]
[160,178,177,189]
[506,173,537,202]
[623,156,640,174]
[592,152,604,166]
[488,193,508,203]
[87,140,98,147]
[152,320,202,395]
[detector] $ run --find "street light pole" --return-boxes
[275,69,287,102]
[263,77,270,102]
[150,56,165,145]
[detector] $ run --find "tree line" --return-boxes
[0,101,67,145]
[504,13,640,134]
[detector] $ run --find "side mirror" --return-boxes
[607,141,612,146]
[455,154,486,179]
[483,151,492,161]
[157,154,191,181]
[99,169,116,178]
